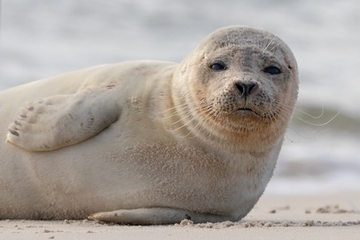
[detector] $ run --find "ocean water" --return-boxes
[0,0,359,195]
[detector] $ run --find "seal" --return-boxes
[0,26,298,224]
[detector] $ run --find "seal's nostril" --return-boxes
[235,82,258,97]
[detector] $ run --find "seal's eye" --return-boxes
[210,62,227,71]
[263,66,281,75]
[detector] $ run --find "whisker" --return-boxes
[185,105,219,139]
[163,104,214,137]
[284,127,301,143]
[283,105,342,142]
[261,30,279,54]
[294,105,326,119]
[294,110,341,127]
[156,102,189,117]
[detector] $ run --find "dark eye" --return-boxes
[210,62,227,71]
[263,66,281,75]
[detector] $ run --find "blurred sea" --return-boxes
[0,0,359,195]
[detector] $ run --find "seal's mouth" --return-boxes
[236,108,255,114]
[237,108,252,112]
[236,108,263,118]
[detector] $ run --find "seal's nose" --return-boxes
[235,82,258,97]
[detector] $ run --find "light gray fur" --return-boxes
[0,26,298,224]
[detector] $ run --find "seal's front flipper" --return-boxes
[89,208,233,225]
[6,88,120,151]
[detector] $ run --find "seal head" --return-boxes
[172,26,298,152]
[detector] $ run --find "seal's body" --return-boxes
[0,26,298,224]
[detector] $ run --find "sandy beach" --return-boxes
[1,192,358,240]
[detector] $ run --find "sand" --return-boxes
[1,192,359,240]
